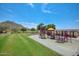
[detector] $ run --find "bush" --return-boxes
[21,28,27,32]
[31,28,36,31]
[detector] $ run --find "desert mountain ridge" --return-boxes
[0,21,26,32]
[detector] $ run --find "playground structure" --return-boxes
[39,26,46,39]
[39,27,79,43]
[47,28,55,39]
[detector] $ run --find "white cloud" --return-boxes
[42,9,52,13]
[7,9,13,13]
[28,3,34,8]
[41,3,57,14]
[25,22,37,29]
[42,3,52,14]
[18,22,37,29]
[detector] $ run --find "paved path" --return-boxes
[30,35,79,56]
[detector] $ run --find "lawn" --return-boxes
[0,33,60,56]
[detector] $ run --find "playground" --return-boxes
[34,25,79,56]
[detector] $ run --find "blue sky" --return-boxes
[0,3,79,29]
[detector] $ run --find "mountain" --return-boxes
[0,21,25,32]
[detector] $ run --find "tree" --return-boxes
[21,28,27,32]
[46,24,56,30]
[31,28,36,31]
[0,26,7,33]
[37,23,44,30]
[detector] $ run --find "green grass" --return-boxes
[0,33,60,56]
[0,34,9,52]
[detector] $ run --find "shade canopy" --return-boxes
[48,28,55,31]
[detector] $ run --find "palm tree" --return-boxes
[46,24,56,30]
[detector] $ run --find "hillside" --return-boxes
[0,21,25,32]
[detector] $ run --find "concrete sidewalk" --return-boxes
[30,35,79,56]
